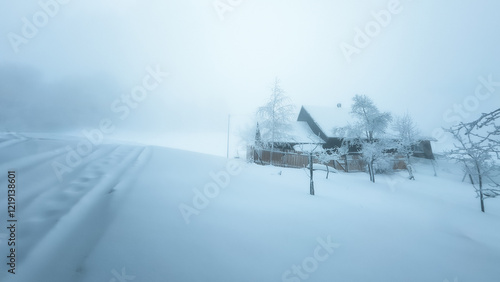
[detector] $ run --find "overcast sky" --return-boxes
[1,0,499,155]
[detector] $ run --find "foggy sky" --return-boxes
[1,0,499,155]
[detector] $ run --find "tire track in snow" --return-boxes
[7,145,118,216]
[4,145,152,282]
[13,145,134,254]
[0,133,28,149]
[13,145,119,256]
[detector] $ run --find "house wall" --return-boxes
[321,138,362,155]
[413,140,435,159]
[327,138,434,160]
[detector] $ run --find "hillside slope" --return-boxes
[0,134,499,282]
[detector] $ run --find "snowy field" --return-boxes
[0,133,499,282]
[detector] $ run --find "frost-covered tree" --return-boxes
[257,78,295,165]
[357,137,395,181]
[316,148,340,179]
[337,140,351,172]
[351,94,392,141]
[392,112,420,180]
[350,94,392,183]
[252,122,264,164]
[465,108,500,156]
[446,109,500,213]
[323,134,353,172]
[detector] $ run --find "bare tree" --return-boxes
[257,78,295,165]
[392,112,420,180]
[465,108,500,157]
[350,94,392,183]
[446,108,500,213]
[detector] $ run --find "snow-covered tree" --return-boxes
[327,137,352,172]
[358,137,395,178]
[446,108,500,213]
[351,94,392,141]
[252,122,264,164]
[392,112,420,180]
[257,78,295,165]
[350,94,393,183]
[339,141,351,172]
[316,148,340,179]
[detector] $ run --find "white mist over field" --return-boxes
[1,0,500,154]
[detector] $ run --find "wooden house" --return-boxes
[297,105,435,159]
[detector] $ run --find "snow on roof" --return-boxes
[261,121,325,144]
[301,105,353,138]
[289,121,325,143]
[301,105,437,141]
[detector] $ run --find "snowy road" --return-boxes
[0,135,153,281]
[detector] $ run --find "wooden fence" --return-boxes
[250,148,310,168]
[247,146,407,172]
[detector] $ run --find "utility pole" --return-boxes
[226,114,230,159]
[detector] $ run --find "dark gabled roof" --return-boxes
[297,105,352,140]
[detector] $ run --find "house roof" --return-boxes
[260,121,325,144]
[299,105,437,142]
[299,105,353,139]
[289,121,325,143]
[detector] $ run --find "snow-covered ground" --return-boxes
[0,133,499,282]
